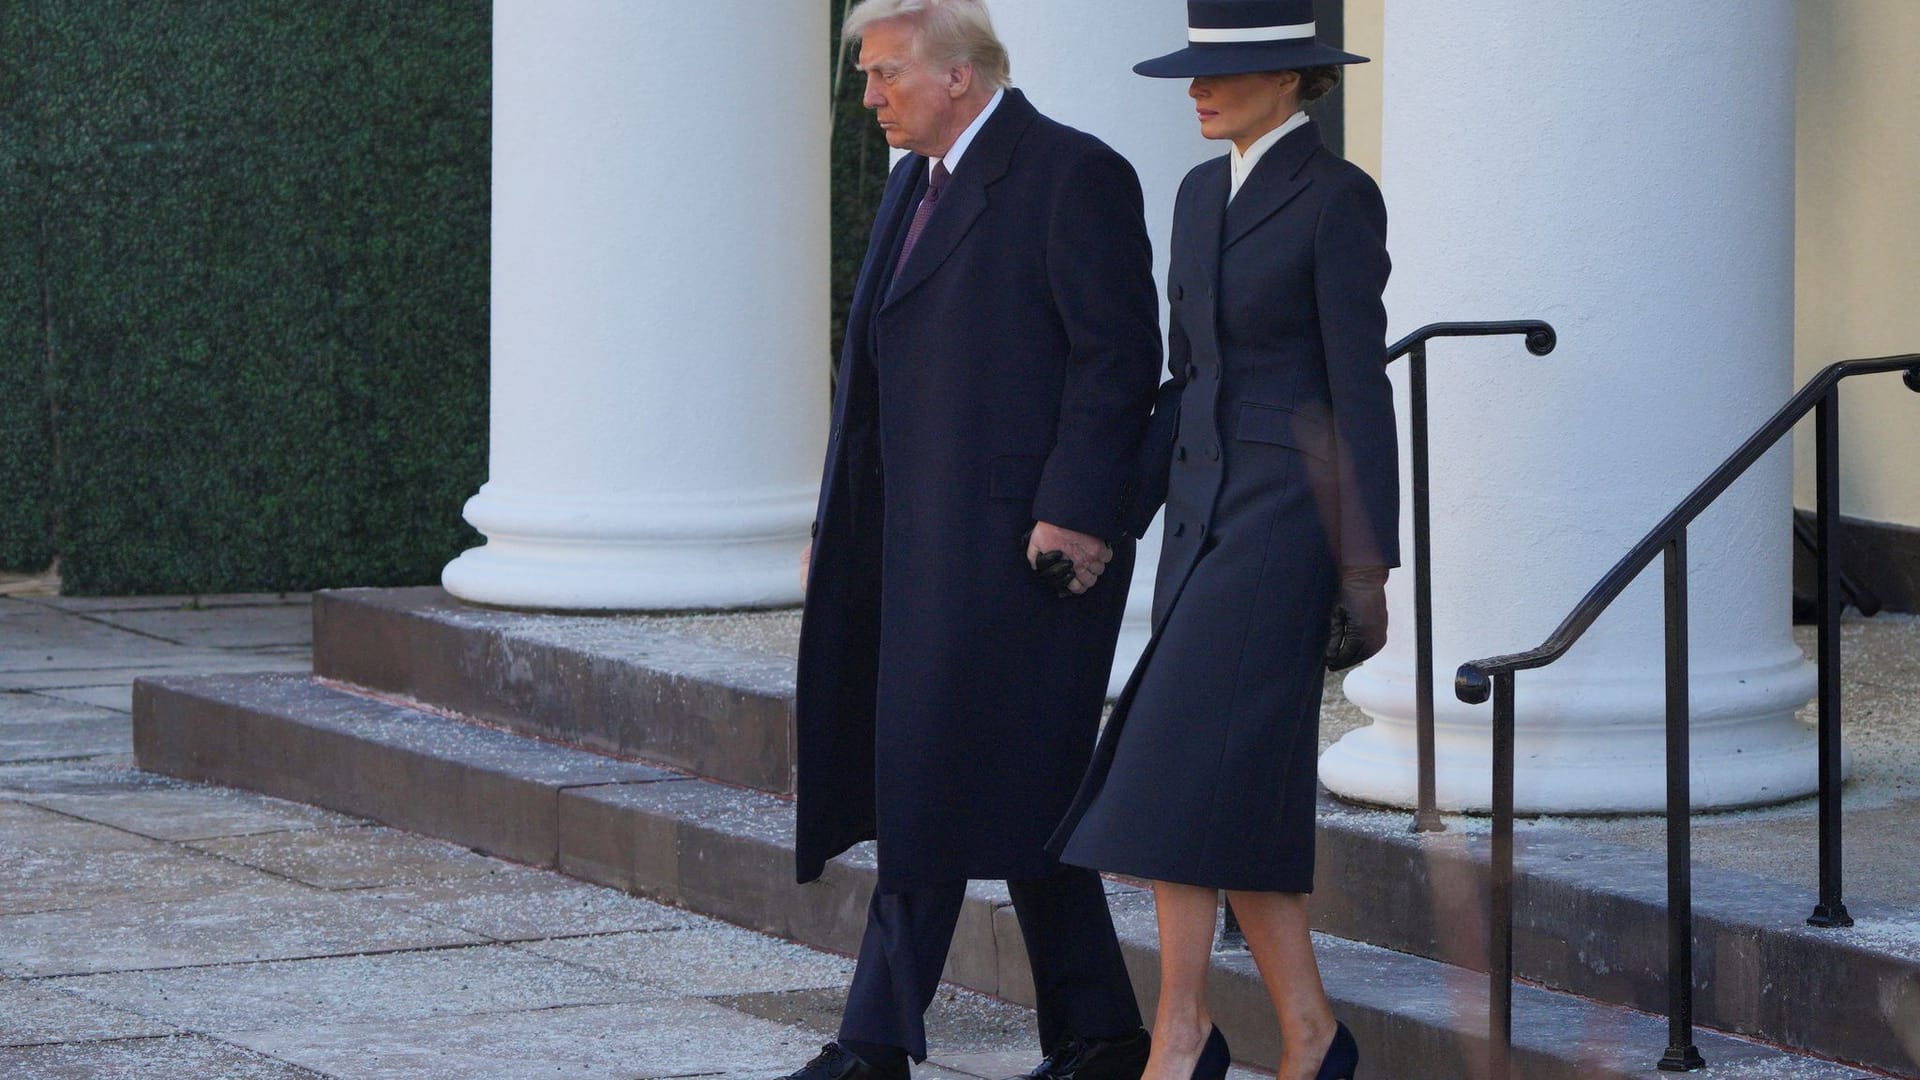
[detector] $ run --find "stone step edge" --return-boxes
[311,585,798,795]
[305,586,1920,1074]
[129,673,1884,1080]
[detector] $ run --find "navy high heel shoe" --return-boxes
[1313,1021,1358,1080]
[1190,1025,1230,1080]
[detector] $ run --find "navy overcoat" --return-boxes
[795,90,1162,887]
[1053,120,1398,892]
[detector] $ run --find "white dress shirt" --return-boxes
[1230,109,1309,202]
[932,88,1005,179]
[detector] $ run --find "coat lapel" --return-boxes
[1222,119,1322,251]
[882,89,1038,309]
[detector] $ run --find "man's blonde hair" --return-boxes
[843,0,1012,91]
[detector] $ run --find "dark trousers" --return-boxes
[837,865,1141,1062]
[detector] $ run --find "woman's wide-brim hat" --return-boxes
[1136,0,1369,78]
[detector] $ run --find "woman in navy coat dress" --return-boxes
[1051,4,1397,1079]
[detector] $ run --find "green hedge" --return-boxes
[831,7,891,371]
[0,11,56,572]
[1,2,883,595]
[1,1,490,594]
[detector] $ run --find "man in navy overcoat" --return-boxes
[784,4,1162,1080]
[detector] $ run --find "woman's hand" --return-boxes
[1325,566,1389,670]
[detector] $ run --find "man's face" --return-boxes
[858,18,960,156]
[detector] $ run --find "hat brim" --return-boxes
[1133,41,1369,79]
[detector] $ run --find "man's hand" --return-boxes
[1026,522,1113,596]
[1325,566,1389,671]
[800,542,812,596]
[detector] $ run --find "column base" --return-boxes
[1324,652,1835,813]
[442,481,815,611]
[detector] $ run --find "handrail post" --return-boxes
[1658,533,1706,1072]
[1489,672,1515,1080]
[1412,340,1444,832]
[1808,388,1853,928]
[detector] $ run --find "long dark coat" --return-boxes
[1053,120,1398,892]
[795,90,1162,887]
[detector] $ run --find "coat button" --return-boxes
[1186,363,1199,380]
[1198,522,1208,537]
[1176,445,1187,462]
[1172,522,1186,537]
[1207,444,1221,461]
[1170,284,1184,301]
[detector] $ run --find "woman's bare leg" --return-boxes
[1141,880,1220,1080]
[1223,890,1338,1080]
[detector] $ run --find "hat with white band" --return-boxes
[1135,0,1369,79]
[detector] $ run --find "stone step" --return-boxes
[131,673,1887,1080]
[1309,795,1920,1076]
[310,586,797,794]
[300,588,1920,1076]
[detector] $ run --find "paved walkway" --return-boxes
[0,593,1043,1080]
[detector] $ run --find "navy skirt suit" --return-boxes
[1053,119,1398,893]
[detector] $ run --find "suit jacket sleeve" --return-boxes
[1030,146,1163,541]
[1313,172,1401,568]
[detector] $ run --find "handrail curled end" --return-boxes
[1526,325,1558,357]
[1905,366,1920,394]
[1456,664,1493,705]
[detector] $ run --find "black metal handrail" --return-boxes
[1386,321,1557,832]
[1452,353,1920,1078]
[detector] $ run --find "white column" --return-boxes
[1321,1,1823,812]
[989,4,1211,695]
[443,1,828,610]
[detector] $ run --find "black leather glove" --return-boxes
[1020,529,1081,598]
[1325,566,1389,671]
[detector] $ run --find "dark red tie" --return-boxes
[893,161,950,280]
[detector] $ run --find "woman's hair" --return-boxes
[1294,65,1342,104]
[842,0,1012,91]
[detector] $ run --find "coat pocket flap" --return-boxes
[1236,402,1330,459]
[988,454,1048,500]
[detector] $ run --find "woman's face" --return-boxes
[1188,71,1301,149]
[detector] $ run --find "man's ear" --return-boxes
[947,62,975,99]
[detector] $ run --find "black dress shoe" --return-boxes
[1002,1028,1152,1080]
[780,1042,910,1080]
